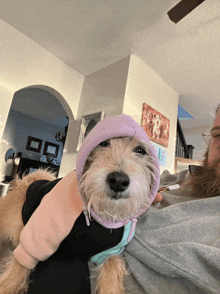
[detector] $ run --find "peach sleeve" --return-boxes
[14,170,83,269]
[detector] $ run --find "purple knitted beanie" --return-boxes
[76,114,160,229]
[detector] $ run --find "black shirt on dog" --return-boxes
[22,179,124,294]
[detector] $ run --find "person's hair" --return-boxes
[215,104,220,114]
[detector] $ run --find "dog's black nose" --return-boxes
[106,172,130,193]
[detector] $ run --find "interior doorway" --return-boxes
[0,85,72,181]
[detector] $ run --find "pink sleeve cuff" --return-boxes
[14,244,38,270]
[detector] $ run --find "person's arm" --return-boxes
[14,171,83,269]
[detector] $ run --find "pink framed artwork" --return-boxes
[141,103,170,147]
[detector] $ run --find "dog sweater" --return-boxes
[19,177,129,294]
[14,171,83,269]
[14,172,134,270]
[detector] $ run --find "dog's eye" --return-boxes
[133,146,147,155]
[99,140,110,147]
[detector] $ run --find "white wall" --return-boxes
[77,56,130,119]
[0,85,12,143]
[123,54,179,174]
[0,19,84,177]
[0,19,179,177]
[59,57,131,176]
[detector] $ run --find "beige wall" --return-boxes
[1,20,179,178]
[123,54,179,174]
[0,86,12,143]
[60,57,130,177]
[0,19,84,177]
[77,56,130,120]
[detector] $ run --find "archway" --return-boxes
[0,85,73,181]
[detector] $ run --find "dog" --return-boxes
[0,135,159,294]
[0,170,56,294]
[152,114,162,139]
[142,111,154,136]
[161,122,169,141]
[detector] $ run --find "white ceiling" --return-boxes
[1,0,220,132]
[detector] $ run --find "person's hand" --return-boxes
[152,192,163,205]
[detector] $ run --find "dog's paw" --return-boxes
[0,252,30,294]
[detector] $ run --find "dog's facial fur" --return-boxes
[78,136,158,222]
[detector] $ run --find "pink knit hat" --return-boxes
[76,114,160,232]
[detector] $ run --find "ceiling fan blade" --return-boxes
[167,0,206,23]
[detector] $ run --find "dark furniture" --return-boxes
[17,157,59,178]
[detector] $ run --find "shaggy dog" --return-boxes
[161,122,169,141]
[152,114,162,139]
[0,116,159,294]
[0,170,56,293]
[145,111,154,135]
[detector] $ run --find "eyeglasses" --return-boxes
[202,132,211,145]
[202,131,220,146]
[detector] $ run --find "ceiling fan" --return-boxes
[167,0,206,23]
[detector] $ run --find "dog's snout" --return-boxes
[106,172,130,193]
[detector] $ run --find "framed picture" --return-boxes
[40,155,47,163]
[141,103,170,147]
[76,111,104,151]
[26,136,43,153]
[43,141,59,158]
